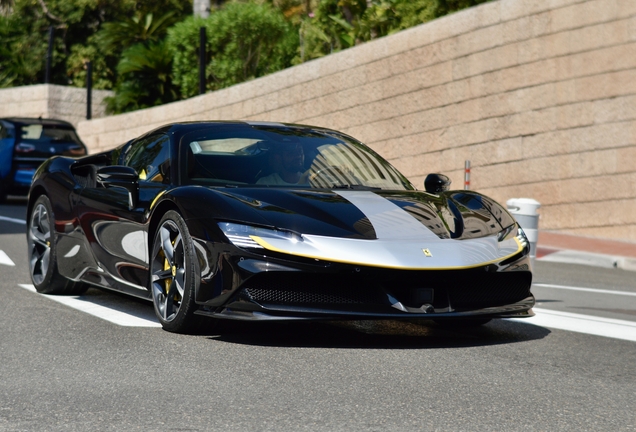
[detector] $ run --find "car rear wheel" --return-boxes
[27,195,87,294]
[150,210,202,333]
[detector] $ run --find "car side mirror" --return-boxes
[424,173,451,194]
[97,165,139,209]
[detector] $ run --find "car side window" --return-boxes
[0,122,13,139]
[124,134,171,183]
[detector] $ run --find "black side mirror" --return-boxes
[424,173,451,194]
[97,165,139,209]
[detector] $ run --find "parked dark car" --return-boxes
[26,121,533,333]
[0,117,87,201]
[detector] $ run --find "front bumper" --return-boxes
[196,296,535,321]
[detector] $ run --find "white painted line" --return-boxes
[0,215,26,225]
[533,283,636,297]
[510,307,636,342]
[0,250,15,266]
[18,284,162,328]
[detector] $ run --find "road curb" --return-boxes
[538,249,636,272]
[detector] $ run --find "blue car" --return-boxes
[0,118,87,201]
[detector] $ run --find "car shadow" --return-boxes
[203,318,550,349]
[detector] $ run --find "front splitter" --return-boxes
[194,296,536,321]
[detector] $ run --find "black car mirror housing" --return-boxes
[424,173,451,194]
[96,165,139,209]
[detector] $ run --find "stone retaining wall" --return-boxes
[74,0,636,242]
[0,84,111,127]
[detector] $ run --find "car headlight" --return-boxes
[218,222,302,249]
[498,224,529,249]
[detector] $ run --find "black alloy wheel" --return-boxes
[150,210,202,333]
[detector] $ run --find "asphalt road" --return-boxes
[1,199,635,431]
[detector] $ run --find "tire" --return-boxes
[150,210,203,333]
[27,195,87,294]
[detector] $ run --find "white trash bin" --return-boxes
[506,198,541,267]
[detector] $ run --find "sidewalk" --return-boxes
[536,231,636,271]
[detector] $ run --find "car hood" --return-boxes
[183,187,523,269]
[213,187,515,241]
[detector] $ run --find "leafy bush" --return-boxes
[105,39,179,113]
[299,0,490,62]
[168,2,299,98]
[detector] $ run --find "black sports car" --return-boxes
[26,121,534,333]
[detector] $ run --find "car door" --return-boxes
[77,133,173,296]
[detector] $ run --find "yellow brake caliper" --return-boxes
[163,239,181,301]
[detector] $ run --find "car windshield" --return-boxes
[19,124,83,145]
[184,125,415,190]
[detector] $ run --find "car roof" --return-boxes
[0,117,76,128]
[138,121,339,143]
[158,121,335,133]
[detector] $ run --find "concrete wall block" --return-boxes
[568,122,634,153]
[521,130,571,159]
[557,42,636,82]
[573,69,636,104]
[566,225,636,243]
[568,149,618,177]
[550,0,619,34]
[470,137,524,167]
[455,23,504,59]
[543,198,636,229]
[508,106,558,137]
[556,101,595,129]
[593,94,636,124]
[455,42,520,82]
[616,146,636,173]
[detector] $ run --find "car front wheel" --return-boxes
[150,210,202,333]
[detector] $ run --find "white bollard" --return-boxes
[506,198,541,267]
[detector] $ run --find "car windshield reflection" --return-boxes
[185,126,414,190]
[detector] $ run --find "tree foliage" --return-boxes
[168,2,298,98]
[299,0,490,61]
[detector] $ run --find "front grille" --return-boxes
[241,273,386,306]
[239,268,532,312]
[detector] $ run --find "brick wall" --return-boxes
[76,0,636,242]
[0,84,112,127]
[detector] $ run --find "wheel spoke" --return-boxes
[160,226,174,264]
[40,248,50,275]
[40,211,50,235]
[152,268,172,281]
[30,229,48,245]
[174,268,185,298]
[164,281,178,319]
[30,250,40,271]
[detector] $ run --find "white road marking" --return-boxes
[0,215,26,225]
[511,307,636,342]
[533,283,636,297]
[0,250,15,266]
[18,284,162,328]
